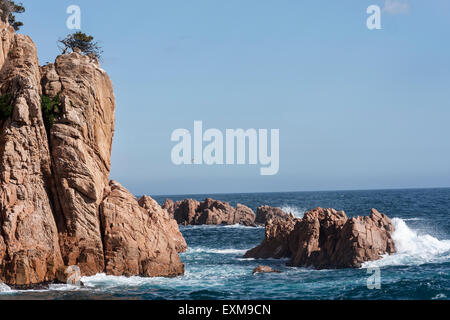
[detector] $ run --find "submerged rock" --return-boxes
[252,265,282,275]
[245,207,396,269]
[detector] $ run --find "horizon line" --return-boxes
[144,185,450,198]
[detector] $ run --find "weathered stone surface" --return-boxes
[0,21,64,285]
[246,207,396,269]
[173,199,200,225]
[252,265,281,275]
[0,20,187,286]
[244,215,298,259]
[138,195,187,253]
[162,198,175,218]
[168,198,257,226]
[255,206,291,225]
[100,181,184,277]
[41,52,116,276]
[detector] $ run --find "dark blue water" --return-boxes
[1,188,449,300]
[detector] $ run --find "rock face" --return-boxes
[0,20,187,286]
[0,21,64,286]
[138,195,187,253]
[100,181,184,277]
[41,52,115,276]
[245,207,396,269]
[244,215,298,259]
[166,198,257,226]
[252,265,281,275]
[255,206,291,225]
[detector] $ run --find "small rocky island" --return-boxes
[245,207,396,269]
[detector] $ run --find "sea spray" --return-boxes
[363,218,450,268]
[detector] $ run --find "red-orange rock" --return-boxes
[100,181,184,277]
[138,195,187,253]
[41,52,116,276]
[169,198,257,226]
[255,206,291,225]
[0,20,64,286]
[246,207,396,269]
[244,215,298,259]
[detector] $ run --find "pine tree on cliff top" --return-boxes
[0,0,25,31]
[59,32,103,59]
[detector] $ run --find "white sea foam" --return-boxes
[0,282,12,293]
[281,205,306,218]
[187,247,249,255]
[363,218,450,268]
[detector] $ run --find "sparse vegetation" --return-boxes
[0,0,25,31]
[59,32,103,59]
[41,92,62,131]
[0,94,13,120]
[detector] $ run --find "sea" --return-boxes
[0,188,449,300]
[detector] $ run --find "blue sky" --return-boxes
[18,0,450,195]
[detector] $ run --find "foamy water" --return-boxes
[363,218,450,268]
[1,188,449,299]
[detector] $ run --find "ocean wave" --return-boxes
[363,218,450,268]
[0,282,12,293]
[281,205,306,218]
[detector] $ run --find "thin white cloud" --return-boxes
[383,0,410,14]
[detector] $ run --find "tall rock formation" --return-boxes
[0,19,186,285]
[41,52,115,276]
[0,21,64,286]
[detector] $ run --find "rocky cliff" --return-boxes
[0,20,185,286]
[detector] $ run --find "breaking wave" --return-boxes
[186,247,249,255]
[363,218,450,268]
[281,205,306,218]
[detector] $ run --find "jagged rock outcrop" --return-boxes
[40,52,115,276]
[138,195,187,253]
[244,215,298,259]
[100,181,184,277]
[0,21,64,286]
[255,206,291,225]
[162,198,175,218]
[166,198,257,226]
[171,199,200,225]
[0,20,187,286]
[245,207,396,269]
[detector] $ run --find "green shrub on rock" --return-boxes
[0,94,13,120]
[41,92,62,131]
